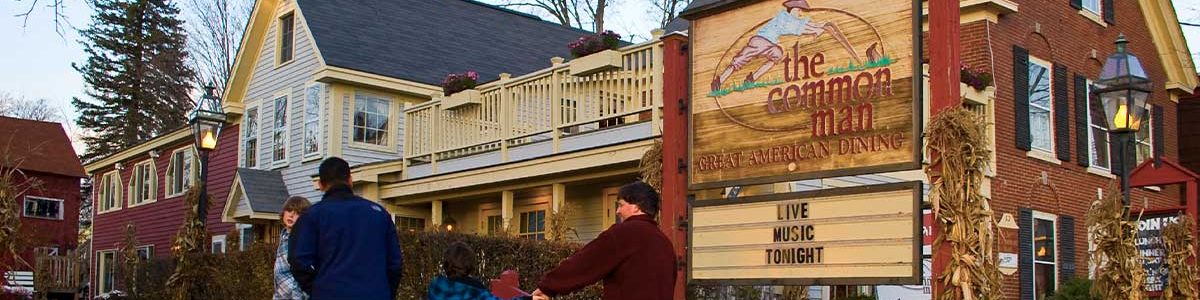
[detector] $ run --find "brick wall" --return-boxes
[944,1,1184,298]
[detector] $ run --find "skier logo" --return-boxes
[709,0,887,95]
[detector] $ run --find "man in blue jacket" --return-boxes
[289,157,404,299]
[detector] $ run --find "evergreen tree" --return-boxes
[72,0,197,161]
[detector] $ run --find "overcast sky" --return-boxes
[1,0,1197,154]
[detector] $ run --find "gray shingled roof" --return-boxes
[237,168,289,215]
[297,0,595,85]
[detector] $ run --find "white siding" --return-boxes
[241,3,326,201]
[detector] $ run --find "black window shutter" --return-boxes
[1014,46,1032,151]
[1019,208,1034,300]
[1070,0,1082,9]
[1110,131,1125,176]
[1103,0,1115,24]
[1058,216,1076,282]
[1054,64,1070,161]
[1153,105,1164,161]
[1074,75,1090,166]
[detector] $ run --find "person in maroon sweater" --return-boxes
[532,181,676,300]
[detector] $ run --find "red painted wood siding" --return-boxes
[89,124,239,297]
[3,170,81,272]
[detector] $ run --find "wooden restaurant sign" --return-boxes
[686,0,922,189]
[688,182,923,285]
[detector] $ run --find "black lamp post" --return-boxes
[1095,34,1152,209]
[189,84,227,226]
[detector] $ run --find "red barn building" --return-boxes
[0,116,85,291]
[82,125,240,298]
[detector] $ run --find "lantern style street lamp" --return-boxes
[189,84,227,226]
[1095,34,1151,208]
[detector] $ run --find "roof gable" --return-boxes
[1140,0,1198,96]
[0,117,85,178]
[298,0,593,85]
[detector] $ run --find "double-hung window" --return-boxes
[519,210,546,240]
[1028,58,1054,153]
[1082,0,1100,14]
[128,160,156,205]
[244,107,259,168]
[136,245,153,260]
[167,148,196,197]
[486,215,504,235]
[98,251,117,293]
[1135,111,1153,164]
[353,93,391,147]
[99,171,122,212]
[395,216,425,233]
[1086,81,1111,170]
[273,95,288,165]
[1033,212,1058,299]
[278,13,294,64]
[23,196,63,220]
[303,84,322,157]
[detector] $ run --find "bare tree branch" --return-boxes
[13,0,71,38]
[0,92,60,122]
[184,0,251,95]
[501,0,608,32]
[649,0,688,30]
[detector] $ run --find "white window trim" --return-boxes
[1085,79,1114,175]
[96,250,117,293]
[135,245,153,260]
[23,196,64,220]
[303,83,324,160]
[126,160,158,208]
[1032,211,1059,297]
[165,147,198,198]
[516,206,548,239]
[242,105,261,169]
[348,90,398,153]
[1135,109,1154,164]
[271,93,290,169]
[212,235,227,254]
[1027,56,1056,155]
[1078,1,1106,27]
[275,11,297,68]
[479,208,503,234]
[237,224,255,251]
[393,215,427,233]
[98,170,122,214]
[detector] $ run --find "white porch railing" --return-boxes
[405,38,664,166]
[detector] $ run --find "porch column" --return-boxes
[501,191,514,231]
[549,183,566,240]
[432,200,443,227]
[552,183,566,213]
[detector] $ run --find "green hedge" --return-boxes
[396,232,601,300]
[116,232,600,300]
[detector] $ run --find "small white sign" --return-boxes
[998,213,1019,229]
[998,252,1018,275]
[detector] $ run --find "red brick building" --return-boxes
[946,0,1195,299]
[0,116,85,280]
[83,125,239,297]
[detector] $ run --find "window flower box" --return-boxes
[568,31,622,77]
[569,49,622,76]
[961,83,995,106]
[442,89,480,110]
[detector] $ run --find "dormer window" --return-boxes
[278,13,295,64]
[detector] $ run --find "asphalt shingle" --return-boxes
[298,0,597,85]
[237,168,290,214]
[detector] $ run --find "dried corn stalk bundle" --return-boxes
[925,107,1001,300]
[167,184,214,300]
[639,139,663,191]
[1087,185,1145,300]
[1162,213,1198,300]
[782,286,810,300]
[121,223,139,294]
